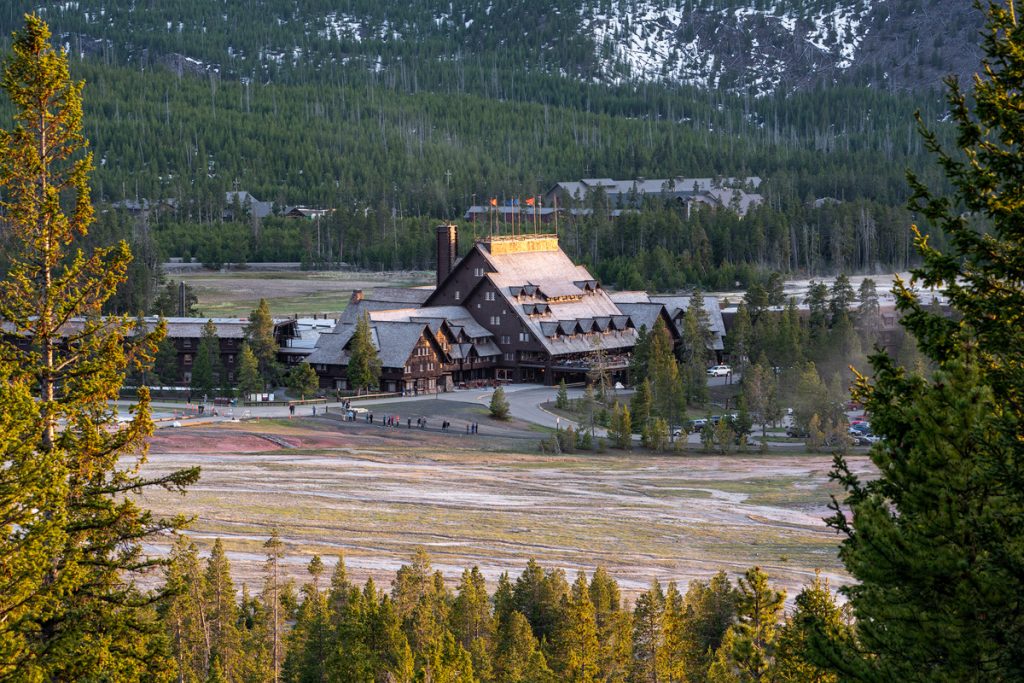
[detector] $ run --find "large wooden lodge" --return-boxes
[303,225,725,393]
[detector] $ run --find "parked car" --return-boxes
[706,364,732,377]
[685,418,708,433]
[850,422,872,435]
[786,425,809,438]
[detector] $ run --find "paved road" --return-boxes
[129,371,744,437]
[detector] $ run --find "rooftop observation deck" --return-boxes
[478,234,560,255]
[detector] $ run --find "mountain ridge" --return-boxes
[18,0,983,97]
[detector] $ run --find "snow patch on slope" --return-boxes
[579,0,873,95]
[582,1,716,87]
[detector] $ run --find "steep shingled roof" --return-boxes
[339,288,433,325]
[304,320,436,370]
[609,292,726,351]
[475,237,637,356]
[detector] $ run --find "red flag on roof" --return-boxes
[525,196,536,207]
[489,197,498,207]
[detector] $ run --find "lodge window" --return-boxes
[485,291,495,301]
[519,332,530,342]
[501,335,511,344]
[455,290,461,300]
[504,353,514,361]
[182,339,192,349]
[490,316,501,325]
[474,267,485,277]
[183,354,192,364]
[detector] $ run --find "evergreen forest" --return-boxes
[0,1,969,310]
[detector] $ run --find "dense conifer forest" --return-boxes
[156,540,841,683]
[0,0,965,305]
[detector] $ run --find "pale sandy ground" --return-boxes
[137,421,871,603]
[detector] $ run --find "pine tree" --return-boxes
[246,298,280,386]
[392,548,435,623]
[642,417,670,451]
[727,302,752,371]
[683,571,738,677]
[742,360,778,438]
[154,329,180,386]
[608,404,632,450]
[631,580,666,683]
[0,364,57,679]
[556,378,570,409]
[629,324,652,384]
[827,274,856,324]
[495,611,554,683]
[262,531,287,683]
[288,362,320,400]
[237,583,274,682]
[658,582,689,683]
[765,272,786,307]
[588,568,631,683]
[648,319,684,425]
[553,571,600,682]
[451,566,494,653]
[237,341,264,398]
[490,385,511,420]
[163,535,212,681]
[629,378,652,434]
[283,556,332,683]
[346,311,381,393]
[492,573,516,627]
[191,318,222,399]
[363,586,415,683]
[512,559,569,646]
[725,566,785,682]
[204,538,241,680]
[819,35,1024,668]
[774,572,845,683]
[855,278,881,342]
[682,292,714,406]
[0,16,198,679]
[327,554,352,622]
[817,6,1024,676]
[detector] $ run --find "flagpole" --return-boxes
[553,194,559,236]
[515,197,519,238]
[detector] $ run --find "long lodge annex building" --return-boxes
[303,225,725,394]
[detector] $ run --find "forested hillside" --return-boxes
[0,1,978,300]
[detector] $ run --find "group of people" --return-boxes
[321,403,481,436]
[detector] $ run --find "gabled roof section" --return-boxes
[615,303,675,337]
[369,306,495,341]
[650,295,726,350]
[305,320,440,369]
[341,288,434,325]
[468,235,636,356]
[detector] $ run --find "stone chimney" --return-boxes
[351,289,363,304]
[436,223,458,286]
